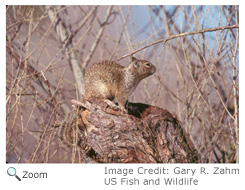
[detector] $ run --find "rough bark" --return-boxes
[58,98,201,163]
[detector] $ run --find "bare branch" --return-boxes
[118,25,239,61]
[82,6,114,69]
[47,6,85,98]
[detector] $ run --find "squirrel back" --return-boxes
[84,57,156,112]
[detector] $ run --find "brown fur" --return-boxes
[84,57,156,112]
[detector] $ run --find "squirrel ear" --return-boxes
[131,56,138,62]
[131,56,139,67]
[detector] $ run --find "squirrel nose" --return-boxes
[152,66,156,73]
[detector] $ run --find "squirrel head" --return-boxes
[128,56,156,80]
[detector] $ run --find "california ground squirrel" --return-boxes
[84,57,156,112]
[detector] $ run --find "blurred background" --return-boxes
[6,5,239,163]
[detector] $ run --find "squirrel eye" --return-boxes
[145,63,151,67]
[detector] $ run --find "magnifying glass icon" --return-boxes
[7,167,21,181]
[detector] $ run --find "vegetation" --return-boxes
[6,5,239,163]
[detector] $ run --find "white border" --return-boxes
[1,1,244,190]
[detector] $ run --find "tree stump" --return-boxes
[58,98,200,163]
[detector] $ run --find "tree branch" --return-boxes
[47,6,85,98]
[82,6,113,69]
[118,25,239,61]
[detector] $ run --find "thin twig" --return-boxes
[82,6,113,69]
[118,25,239,61]
[47,6,85,98]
